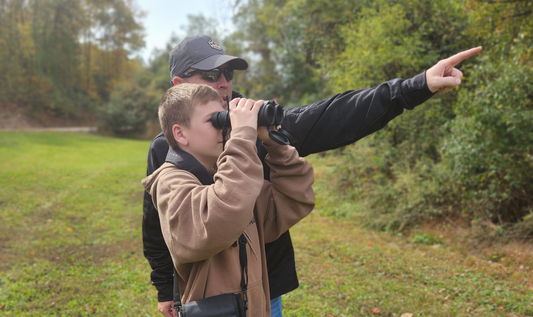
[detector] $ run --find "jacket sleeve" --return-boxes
[155,127,265,264]
[142,133,174,302]
[255,144,315,244]
[283,72,434,157]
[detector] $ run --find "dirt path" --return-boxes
[0,127,97,132]
[0,103,96,131]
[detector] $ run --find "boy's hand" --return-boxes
[229,98,264,130]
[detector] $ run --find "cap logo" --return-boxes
[208,39,222,51]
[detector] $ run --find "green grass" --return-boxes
[1,132,532,316]
[0,132,156,316]
[286,214,533,316]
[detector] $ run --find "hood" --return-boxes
[142,163,175,205]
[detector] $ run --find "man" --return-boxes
[143,35,481,317]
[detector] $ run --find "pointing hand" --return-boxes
[426,46,482,93]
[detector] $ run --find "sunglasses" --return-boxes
[180,68,234,82]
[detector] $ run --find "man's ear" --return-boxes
[172,76,186,86]
[172,124,188,146]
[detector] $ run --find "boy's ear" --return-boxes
[172,124,188,146]
[172,76,185,86]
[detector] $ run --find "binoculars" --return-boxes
[211,100,296,145]
[211,100,284,129]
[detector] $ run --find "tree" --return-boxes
[0,0,145,120]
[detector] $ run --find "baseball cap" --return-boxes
[169,35,248,80]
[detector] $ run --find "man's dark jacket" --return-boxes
[143,72,434,302]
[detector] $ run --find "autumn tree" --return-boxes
[0,0,145,120]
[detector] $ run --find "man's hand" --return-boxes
[426,46,482,93]
[258,126,278,146]
[158,301,175,317]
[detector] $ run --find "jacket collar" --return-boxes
[165,147,214,186]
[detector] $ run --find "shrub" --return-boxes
[441,53,533,226]
[98,84,159,134]
[323,49,533,238]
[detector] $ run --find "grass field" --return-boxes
[1,132,532,316]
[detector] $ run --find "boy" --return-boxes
[142,83,315,317]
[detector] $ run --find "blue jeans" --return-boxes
[270,296,282,317]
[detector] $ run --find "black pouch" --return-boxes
[181,292,245,317]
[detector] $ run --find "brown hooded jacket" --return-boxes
[142,126,315,316]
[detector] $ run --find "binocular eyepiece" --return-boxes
[210,100,296,146]
[210,100,284,129]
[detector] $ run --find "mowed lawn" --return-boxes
[0,132,532,316]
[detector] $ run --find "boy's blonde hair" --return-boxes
[159,83,224,149]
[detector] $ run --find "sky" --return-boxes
[134,0,236,63]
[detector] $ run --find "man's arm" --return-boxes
[283,72,432,157]
[142,133,174,304]
[283,47,482,157]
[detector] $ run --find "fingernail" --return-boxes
[456,79,461,85]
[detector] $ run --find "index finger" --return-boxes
[446,46,482,66]
[254,100,265,108]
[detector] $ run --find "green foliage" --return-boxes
[234,0,360,104]
[411,233,442,245]
[257,0,533,238]
[329,0,469,87]
[234,0,471,105]
[332,2,428,90]
[441,50,533,224]
[324,50,533,235]
[327,0,471,199]
[318,139,443,231]
[467,0,533,51]
[232,0,476,236]
[100,33,186,137]
[0,0,145,119]
[99,82,160,134]
[139,35,181,93]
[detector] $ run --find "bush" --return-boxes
[441,53,533,225]
[322,49,533,238]
[98,84,159,134]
